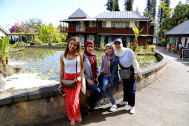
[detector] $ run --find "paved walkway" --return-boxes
[42,46,189,126]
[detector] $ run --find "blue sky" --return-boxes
[0,0,186,31]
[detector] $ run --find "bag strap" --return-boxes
[76,55,77,78]
[126,49,132,62]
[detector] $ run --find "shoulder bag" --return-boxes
[62,56,78,88]
[119,50,132,80]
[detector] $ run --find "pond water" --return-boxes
[10,48,158,82]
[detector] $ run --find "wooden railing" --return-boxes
[60,27,96,33]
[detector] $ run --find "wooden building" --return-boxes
[60,8,154,47]
[165,20,189,50]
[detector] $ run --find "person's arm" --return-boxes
[77,53,85,81]
[58,54,64,91]
[95,56,99,76]
[129,49,142,80]
[100,55,104,74]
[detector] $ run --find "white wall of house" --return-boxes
[106,21,111,27]
[0,30,6,37]
[129,21,135,28]
[182,37,189,48]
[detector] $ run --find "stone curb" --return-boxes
[0,84,61,106]
[141,52,168,74]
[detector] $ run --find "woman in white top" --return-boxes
[114,38,142,114]
[58,37,85,126]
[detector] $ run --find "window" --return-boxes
[111,21,115,28]
[115,21,122,28]
[182,37,189,48]
[106,21,111,27]
[89,21,93,27]
[121,21,126,28]
[126,21,130,28]
[89,35,93,41]
[102,21,106,28]
[129,21,135,28]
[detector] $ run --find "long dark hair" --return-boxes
[64,36,81,58]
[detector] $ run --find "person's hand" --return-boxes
[58,84,63,93]
[77,76,82,82]
[134,73,138,80]
[100,70,103,74]
[87,78,94,85]
[108,84,111,89]
[96,77,98,82]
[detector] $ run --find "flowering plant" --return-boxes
[9,23,35,33]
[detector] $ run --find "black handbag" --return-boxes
[119,67,132,79]
[62,56,78,88]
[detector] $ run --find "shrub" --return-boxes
[55,36,61,43]
[100,40,105,49]
[131,45,137,52]
[139,46,144,52]
[149,45,156,52]
[17,41,27,46]
[35,38,42,44]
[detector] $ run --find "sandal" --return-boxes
[77,118,82,123]
[86,104,91,115]
[70,121,75,126]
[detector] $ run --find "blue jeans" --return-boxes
[86,81,102,108]
[102,76,116,105]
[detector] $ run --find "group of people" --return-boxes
[166,42,183,54]
[166,43,175,53]
[58,37,142,126]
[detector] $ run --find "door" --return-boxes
[76,22,79,32]
[122,36,126,47]
[127,36,130,47]
[105,36,108,44]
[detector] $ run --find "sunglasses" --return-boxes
[114,42,121,45]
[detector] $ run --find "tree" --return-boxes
[151,0,157,19]
[133,26,144,45]
[164,0,171,17]
[115,0,120,11]
[159,2,189,34]
[21,18,43,33]
[135,7,141,15]
[38,24,65,44]
[144,0,156,19]
[38,24,56,44]
[143,10,150,17]
[158,0,172,31]
[105,0,116,11]
[124,0,134,11]
[0,36,18,65]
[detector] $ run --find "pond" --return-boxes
[10,47,158,82]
